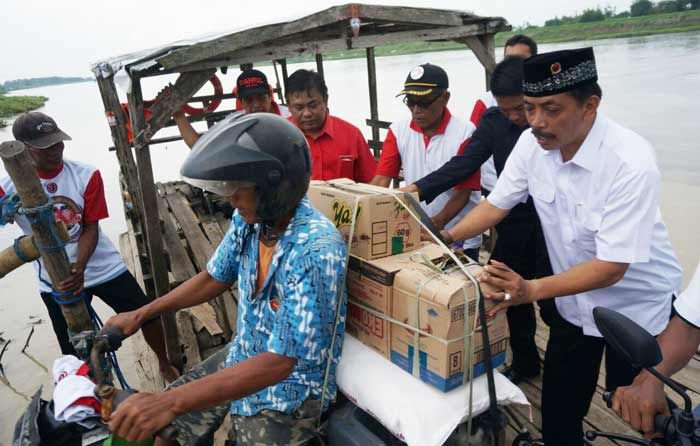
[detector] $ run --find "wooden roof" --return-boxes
[93,3,509,76]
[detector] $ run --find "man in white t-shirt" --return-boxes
[0,112,176,381]
[370,63,481,258]
[612,261,700,438]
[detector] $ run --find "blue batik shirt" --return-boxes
[206,196,347,416]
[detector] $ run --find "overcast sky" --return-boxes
[0,0,634,82]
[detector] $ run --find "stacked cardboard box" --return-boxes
[308,180,421,260]
[308,181,508,392]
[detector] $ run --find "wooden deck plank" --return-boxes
[166,190,214,270]
[177,310,202,371]
[125,219,146,291]
[156,185,196,284]
[119,233,135,275]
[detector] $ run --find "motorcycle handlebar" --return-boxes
[602,391,673,440]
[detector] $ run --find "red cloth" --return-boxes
[82,170,109,223]
[289,114,376,183]
[375,109,480,190]
[469,98,489,127]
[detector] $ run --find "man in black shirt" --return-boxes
[402,57,553,383]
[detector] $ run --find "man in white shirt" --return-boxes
[612,261,700,438]
[439,48,682,445]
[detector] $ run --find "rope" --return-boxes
[13,236,34,263]
[36,261,131,390]
[17,200,66,254]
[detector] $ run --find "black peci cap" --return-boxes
[523,47,598,97]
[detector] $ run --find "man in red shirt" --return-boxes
[285,69,376,183]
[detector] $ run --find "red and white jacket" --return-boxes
[469,91,498,191]
[0,159,126,292]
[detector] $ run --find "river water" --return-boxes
[1,32,699,442]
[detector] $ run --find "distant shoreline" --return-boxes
[285,10,700,64]
[0,96,48,128]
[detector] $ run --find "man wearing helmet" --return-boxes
[105,113,348,446]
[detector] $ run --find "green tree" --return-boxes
[655,0,687,12]
[691,0,699,9]
[580,7,606,22]
[631,0,654,16]
[545,17,562,26]
[615,10,632,17]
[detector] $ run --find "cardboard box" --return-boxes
[308,180,421,260]
[392,261,498,340]
[346,301,391,358]
[390,315,509,392]
[390,260,508,392]
[347,243,446,314]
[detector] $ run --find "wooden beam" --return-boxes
[0,142,94,338]
[154,4,487,69]
[461,34,497,85]
[172,22,507,74]
[127,77,183,370]
[365,47,380,158]
[94,73,145,227]
[315,53,325,80]
[133,69,215,149]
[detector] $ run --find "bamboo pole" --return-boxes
[0,141,93,336]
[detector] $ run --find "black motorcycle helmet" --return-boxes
[180,112,311,226]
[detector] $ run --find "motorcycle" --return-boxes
[13,326,176,446]
[513,307,700,446]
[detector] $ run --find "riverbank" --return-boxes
[288,9,700,63]
[0,95,48,128]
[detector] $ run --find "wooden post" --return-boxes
[366,47,381,156]
[481,33,496,90]
[0,142,93,336]
[94,70,145,227]
[278,59,289,94]
[463,34,497,90]
[127,76,182,370]
[315,53,325,80]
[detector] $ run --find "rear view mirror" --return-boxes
[592,307,662,369]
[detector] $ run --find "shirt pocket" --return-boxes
[529,177,555,204]
[576,210,602,258]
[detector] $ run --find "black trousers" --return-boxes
[491,217,552,376]
[39,270,150,356]
[540,305,641,446]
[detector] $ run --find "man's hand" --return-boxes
[479,260,538,317]
[612,371,669,438]
[173,110,187,122]
[105,309,148,338]
[107,392,178,442]
[56,262,86,296]
[399,184,419,194]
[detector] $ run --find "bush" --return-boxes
[631,0,654,16]
[545,17,562,26]
[655,0,687,12]
[615,11,632,17]
[580,7,607,22]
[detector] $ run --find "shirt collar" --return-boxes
[37,161,64,180]
[409,107,452,135]
[294,112,334,141]
[570,114,607,172]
